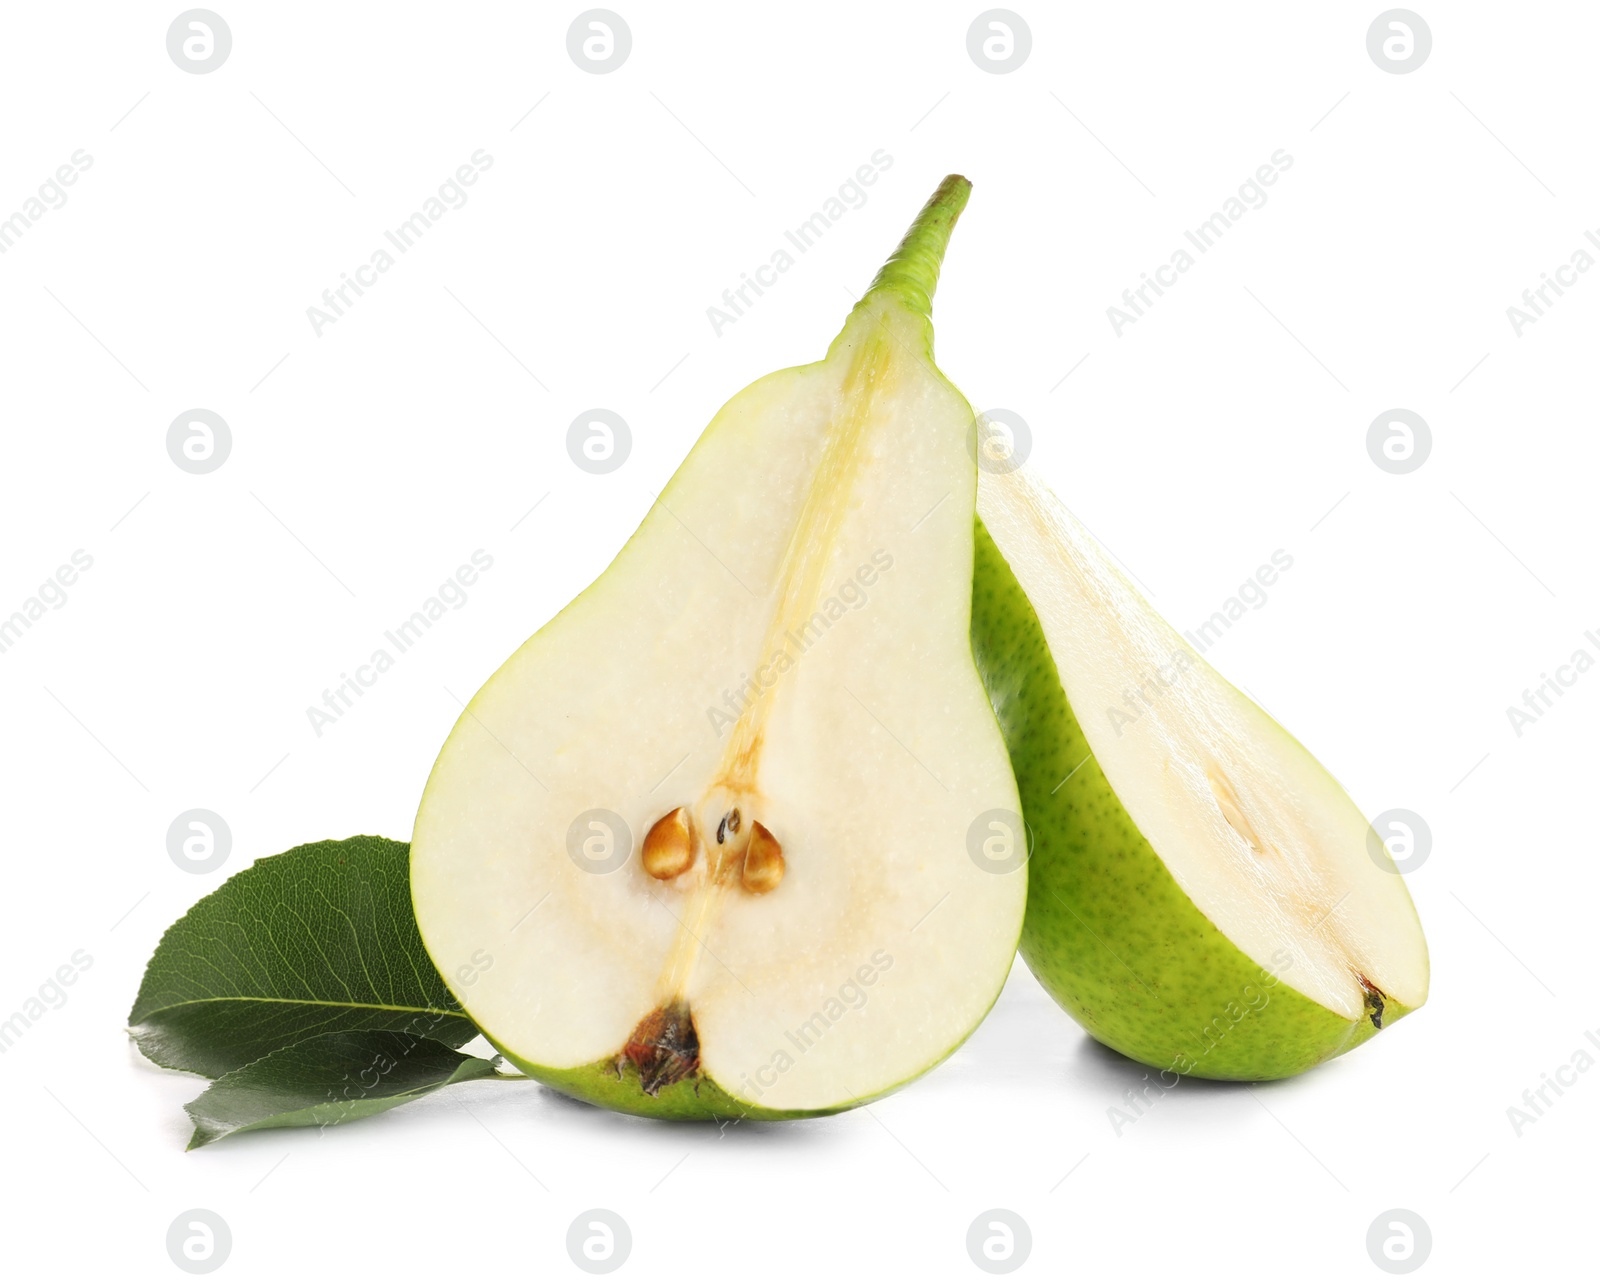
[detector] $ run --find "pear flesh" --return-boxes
[974,465,1428,1079]
[411,178,1025,1118]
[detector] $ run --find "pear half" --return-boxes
[973,466,1428,1079]
[411,177,1025,1119]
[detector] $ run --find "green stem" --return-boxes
[865,174,971,319]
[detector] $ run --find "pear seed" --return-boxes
[642,807,695,880]
[1206,768,1264,856]
[741,821,784,894]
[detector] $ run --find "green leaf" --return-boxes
[183,1031,503,1148]
[129,835,479,1077]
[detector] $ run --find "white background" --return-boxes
[1,1,1594,1278]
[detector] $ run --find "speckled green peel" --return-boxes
[502,1041,973,1123]
[971,519,1412,1080]
[502,1055,810,1122]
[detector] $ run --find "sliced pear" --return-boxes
[411,177,1025,1119]
[973,465,1428,1079]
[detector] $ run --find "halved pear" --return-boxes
[411,177,1026,1119]
[973,465,1428,1079]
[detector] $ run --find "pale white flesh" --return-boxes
[413,302,1025,1112]
[979,465,1428,1019]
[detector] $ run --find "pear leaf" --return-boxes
[184,1031,503,1148]
[129,836,479,1077]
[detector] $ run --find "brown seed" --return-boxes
[620,999,700,1095]
[740,821,784,894]
[642,807,695,880]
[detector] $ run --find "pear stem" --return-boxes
[864,174,971,319]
